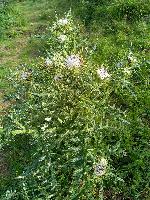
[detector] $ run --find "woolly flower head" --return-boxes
[57,18,68,26]
[65,55,81,68]
[45,57,53,66]
[21,72,29,80]
[97,66,110,80]
[94,158,108,176]
[58,34,67,43]
[20,70,32,80]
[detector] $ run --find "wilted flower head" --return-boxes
[65,55,81,68]
[58,34,67,43]
[116,61,124,68]
[45,57,53,66]
[54,74,62,81]
[97,66,110,80]
[58,18,68,26]
[94,158,107,176]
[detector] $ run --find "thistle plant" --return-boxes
[1,11,149,200]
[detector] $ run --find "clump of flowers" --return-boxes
[97,66,110,80]
[65,55,81,68]
[94,158,108,176]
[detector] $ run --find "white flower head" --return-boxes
[94,158,108,176]
[45,117,52,122]
[58,34,67,43]
[65,55,81,68]
[58,18,68,26]
[21,72,29,80]
[124,67,131,75]
[97,67,110,80]
[45,57,53,66]
[127,52,137,63]
[41,124,48,131]
[122,150,127,157]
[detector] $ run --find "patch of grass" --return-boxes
[0,0,52,92]
[0,1,26,40]
[0,66,9,90]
